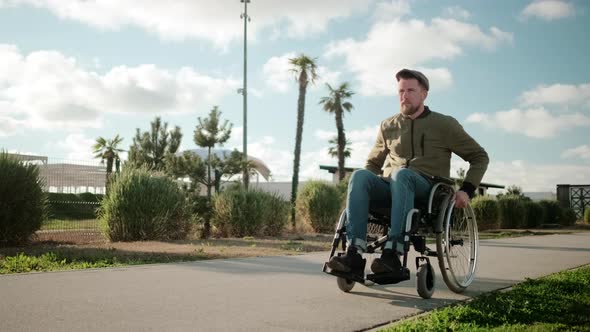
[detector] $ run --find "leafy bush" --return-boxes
[296,181,343,233]
[539,200,563,225]
[0,152,48,246]
[47,192,103,220]
[523,200,545,228]
[560,208,578,226]
[497,195,525,229]
[99,168,190,241]
[585,207,590,224]
[471,196,499,230]
[212,186,288,237]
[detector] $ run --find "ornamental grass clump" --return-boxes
[296,181,343,233]
[0,152,48,246]
[524,200,545,228]
[99,167,190,241]
[471,196,499,230]
[212,185,288,237]
[497,195,525,229]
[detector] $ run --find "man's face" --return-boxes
[398,78,428,116]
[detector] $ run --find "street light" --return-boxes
[239,0,251,190]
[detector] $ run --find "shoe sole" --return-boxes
[327,259,351,273]
[370,260,400,274]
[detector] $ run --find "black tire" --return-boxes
[436,200,479,293]
[337,277,355,292]
[416,263,435,299]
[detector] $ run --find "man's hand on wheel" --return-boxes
[455,191,470,208]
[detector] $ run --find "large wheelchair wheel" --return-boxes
[436,200,478,293]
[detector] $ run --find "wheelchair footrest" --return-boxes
[366,268,410,285]
[322,263,366,284]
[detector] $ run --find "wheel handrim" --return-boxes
[444,204,478,288]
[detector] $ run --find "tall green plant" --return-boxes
[471,196,499,230]
[99,167,190,241]
[497,195,525,229]
[0,152,48,246]
[193,106,232,238]
[289,54,318,228]
[319,82,354,182]
[296,181,342,233]
[212,186,288,237]
[93,134,124,191]
[524,201,545,228]
[128,116,182,171]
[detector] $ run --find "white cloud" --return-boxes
[466,108,590,138]
[54,133,98,161]
[373,0,411,21]
[325,18,512,96]
[262,52,341,94]
[6,0,369,49]
[482,160,590,192]
[0,44,239,133]
[442,6,471,20]
[562,145,590,161]
[0,115,25,137]
[519,83,590,109]
[315,129,336,140]
[521,0,575,21]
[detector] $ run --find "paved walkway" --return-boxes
[1,232,589,332]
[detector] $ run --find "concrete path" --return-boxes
[1,232,589,332]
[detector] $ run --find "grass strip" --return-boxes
[381,265,590,332]
[0,250,207,274]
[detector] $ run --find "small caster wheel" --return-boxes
[337,277,355,292]
[417,263,435,299]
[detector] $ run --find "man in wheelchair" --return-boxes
[327,69,489,282]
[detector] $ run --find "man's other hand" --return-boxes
[455,191,470,208]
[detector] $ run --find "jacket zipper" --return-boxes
[421,134,425,156]
[406,120,414,167]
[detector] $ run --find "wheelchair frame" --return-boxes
[322,178,479,298]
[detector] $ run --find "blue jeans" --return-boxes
[345,168,432,253]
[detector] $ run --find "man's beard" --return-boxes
[400,103,419,116]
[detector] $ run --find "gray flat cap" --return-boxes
[395,69,429,91]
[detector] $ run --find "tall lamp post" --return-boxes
[239,0,251,189]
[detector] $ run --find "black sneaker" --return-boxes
[327,246,365,276]
[370,249,402,274]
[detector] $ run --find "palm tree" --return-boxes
[289,54,318,228]
[328,137,352,160]
[319,82,354,182]
[93,134,124,192]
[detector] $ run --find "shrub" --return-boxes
[212,186,288,237]
[497,195,525,229]
[585,207,590,224]
[99,168,190,241]
[296,181,343,233]
[0,152,48,246]
[471,196,499,230]
[539,200,563,225]
[523,201,545,228]
[559,208,578,226]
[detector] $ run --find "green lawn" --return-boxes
[380,265,590,332]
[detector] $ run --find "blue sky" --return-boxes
[1,0,588,192]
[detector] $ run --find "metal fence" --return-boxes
[10,154,108,243]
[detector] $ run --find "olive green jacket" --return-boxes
[365,107,489,189]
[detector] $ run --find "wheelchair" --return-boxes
[322,176,479,299]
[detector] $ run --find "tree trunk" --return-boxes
[203,146,212,239]
[290,70,308,228]
[335,107,346,182]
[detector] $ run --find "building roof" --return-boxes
[181,148,271,181]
